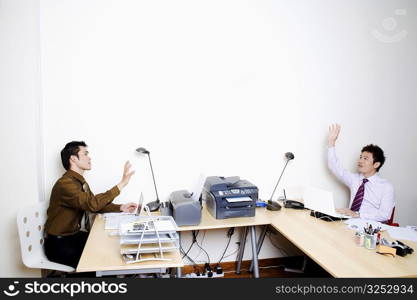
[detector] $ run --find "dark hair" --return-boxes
[61,141,87,170]
[361,144,385,172]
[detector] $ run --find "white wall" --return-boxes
[39,0,417,265]
[0,0,41,277]
[292,0,417,226]
[1,0,416,276]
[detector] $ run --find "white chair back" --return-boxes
[17,201,74,272]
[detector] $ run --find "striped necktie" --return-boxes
[351,178,369,211]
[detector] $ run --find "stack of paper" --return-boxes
[387,226,417,242]
[344,218,389,232]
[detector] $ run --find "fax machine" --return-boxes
[202,176,258,219]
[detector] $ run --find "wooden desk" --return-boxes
[77,207,417,278]
[269,207,417,278]
[76,215,184,277]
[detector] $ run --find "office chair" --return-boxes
[17,201,75,276]
[386,207,399,227]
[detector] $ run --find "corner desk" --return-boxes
[77,205,417,278]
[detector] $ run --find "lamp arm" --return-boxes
[269,159,290,202]
[147,153,160,201]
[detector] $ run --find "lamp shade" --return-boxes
[136,147,150,154]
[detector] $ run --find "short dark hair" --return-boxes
[61,141,87,170]
[361,144,385,172]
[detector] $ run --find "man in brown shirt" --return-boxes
[44,141,137,269]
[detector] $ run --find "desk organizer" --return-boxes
[118,214,179,264]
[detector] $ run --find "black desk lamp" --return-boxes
[266,152,295,211]
[136,147,161,212]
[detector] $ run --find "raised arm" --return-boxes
[327,124,355,187]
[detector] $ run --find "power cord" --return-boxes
[181,230,199,259]
[192,230,206,261]
[213,227,234,274]
[193,230,211,265]
[310,210,343,222]
[180,245,200,271]
[267,231,289,256]
[179,232,201,274]
[222,245,240,259]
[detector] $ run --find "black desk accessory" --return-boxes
[267,200,282,211]
[283,189,304,209]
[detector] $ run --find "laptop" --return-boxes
[134,192,145,216]
[104,193,145,230]
[303,187,351,219]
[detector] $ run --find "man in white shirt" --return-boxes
[328,124,395,222]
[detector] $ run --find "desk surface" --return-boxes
[77,207,417,277]
[269,207,417,278]
[171,205,417,277]
[76,215,183,273]
[177,205,272,231]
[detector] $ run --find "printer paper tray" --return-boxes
[225,196,253,203]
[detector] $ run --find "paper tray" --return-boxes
[120,242,179,255]
[120,232,179,245]
[119,216,178,235]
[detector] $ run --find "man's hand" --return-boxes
[336,208,359,217]
[117,161,135,191]
[120,202,138,213]
[328,124,341,147]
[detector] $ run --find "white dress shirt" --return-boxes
[327,147,395,222]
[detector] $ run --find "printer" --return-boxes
[202,176,258,219]
[166,190,202,226]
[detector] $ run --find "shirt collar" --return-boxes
[64,169,86,184]
[360,172,380,183]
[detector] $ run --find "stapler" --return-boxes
[391,240,414,257]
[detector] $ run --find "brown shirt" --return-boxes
[45,170,121,236]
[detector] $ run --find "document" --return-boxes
[226,196,252,203]
[191,174,206,202]
[344,218,389,232]
[387,227,417,242]
[104,214,139,230]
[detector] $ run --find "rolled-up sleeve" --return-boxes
[328,147,355,187]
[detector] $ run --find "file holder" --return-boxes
[118,206,179,264]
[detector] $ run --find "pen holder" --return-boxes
[159,201,172,217]
[354,232,364,246]
[364,233,377,250]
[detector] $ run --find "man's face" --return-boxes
[71,146,91,171]
[357,151,379,175]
